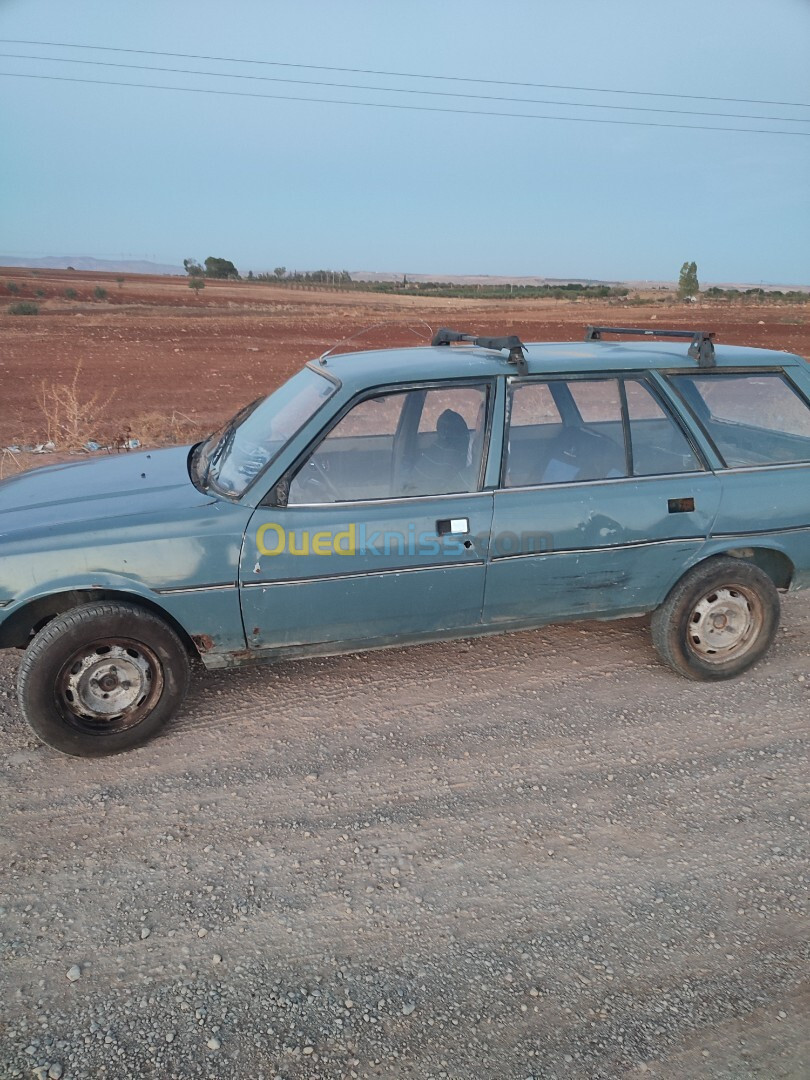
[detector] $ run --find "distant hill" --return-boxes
[0,256,183,275]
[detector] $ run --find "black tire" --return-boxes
[17,601,190,756]
[651,557,780,681]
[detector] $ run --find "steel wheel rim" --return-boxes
[57,638,164,734]
[686,584,763,664]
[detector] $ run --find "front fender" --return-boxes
[0,574,246,662]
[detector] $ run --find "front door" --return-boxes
[240,381,495,651]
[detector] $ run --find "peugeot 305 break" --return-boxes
[1,325,808,756]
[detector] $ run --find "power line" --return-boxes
[2,37,808,109]
[4,70,807,137]
[3,51,807,124]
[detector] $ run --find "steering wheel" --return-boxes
[298,458,342,501]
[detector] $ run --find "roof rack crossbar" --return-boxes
[432,327,528,373]
[584,325,716,367]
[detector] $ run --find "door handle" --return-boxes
[668,497,695,514]
[436,517,470,536]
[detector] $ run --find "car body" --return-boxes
[2,325,809,755]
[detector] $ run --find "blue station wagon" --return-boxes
[1,324,809,756]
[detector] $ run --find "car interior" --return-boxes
[288,386,489,503]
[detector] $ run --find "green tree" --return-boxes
[678,261,699,298]
[183,258,204,277]
[204,256,239,280]
[189,277,205,298]
[273,266,286,279]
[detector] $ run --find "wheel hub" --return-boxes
[62,644,156,720]
[688,586,761,660]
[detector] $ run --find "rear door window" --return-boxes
[505,378,627,486]
[625,380,702,475]
[669,372,810,467]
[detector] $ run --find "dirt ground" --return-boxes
[1,608,808,1079]
[0,270,808,1078]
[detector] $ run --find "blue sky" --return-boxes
[1,0,808,282]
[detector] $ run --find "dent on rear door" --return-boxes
[484,473,721,625]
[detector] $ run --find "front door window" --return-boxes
[288,384,489,504]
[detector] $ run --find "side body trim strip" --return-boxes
[243,560,482,588]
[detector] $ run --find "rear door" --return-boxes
[483,374,721,626]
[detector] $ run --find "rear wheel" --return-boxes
[651,557,780,681]
[17,601,190,756]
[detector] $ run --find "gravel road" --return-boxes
[1,601,808,1079]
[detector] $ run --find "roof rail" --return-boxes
[432,328,528,374]
[584,325,716,367]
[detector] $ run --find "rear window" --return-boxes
[669,372,810,467]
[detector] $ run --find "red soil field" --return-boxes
[1,267,808,451]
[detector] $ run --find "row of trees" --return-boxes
[678,262,807,302]
[704,286,809,302]
[187,255,697,294]
[182,257,806,304]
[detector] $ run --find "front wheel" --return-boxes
[651,557,780,681]
[17,601,191,756]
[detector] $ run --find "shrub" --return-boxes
[9,301,39,315]
[35,288,46,298]
[64,287,78,300]
[93,286,108,300]
[38,361,115,448]
[6,281,20,295]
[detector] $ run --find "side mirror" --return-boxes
[266,477,290,508]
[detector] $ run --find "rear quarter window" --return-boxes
[668,372,810,467]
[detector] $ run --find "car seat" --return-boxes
[409,409,471,494]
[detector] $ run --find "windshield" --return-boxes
[192,367,338,497]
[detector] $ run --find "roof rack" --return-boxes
[584,325,716,367]
[432,328,528,374]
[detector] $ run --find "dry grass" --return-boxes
[0,447,23,480]
[129,410,205,447]
[27,363,205,459]
[37,361,116,449]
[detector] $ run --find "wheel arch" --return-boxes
[708,545,794,590]
[0,588,201,657]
